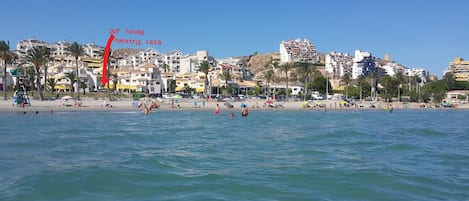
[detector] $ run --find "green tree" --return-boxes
[443,72,456,90]
[357,74,367,101]
[64,71,77,95]
[263,69,274,99]
[296,62,317,101]
[421,80,448,104]
[0,41,17,100]
[47,78,56,92]
[221,70,232,95]
[198,61,212,96]
[341,73,351,99]
[379,75,400,102]
[279,62,293,98]
[80,81,87,95]
[67,42,84,99]
[309,74,331,96]
[25,47,50,101]
[394,72,406,101]
[111,73,118,93]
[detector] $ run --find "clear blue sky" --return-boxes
[1,0,468,77]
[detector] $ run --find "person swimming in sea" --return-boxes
[241,105,248,117]
[230,112,235,118]
[214,104,220,115]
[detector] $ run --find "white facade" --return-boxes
[279,38,319,63]
[352,50,375,79]
[117,48,162,68]
[325,51,353,78]
[83,43,104,58]
[16,37,49,57]
[381,62,406,77]
[405,68,429,84]
[50,40,70,57]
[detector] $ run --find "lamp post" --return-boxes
[325,68,328,101]
[128,71,131,99]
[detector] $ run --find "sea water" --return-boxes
[0,109,468,201]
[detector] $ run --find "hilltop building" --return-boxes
[279,38,319,63]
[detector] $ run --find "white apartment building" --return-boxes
[179,50,216,74]
[325,51,353,78]
[16,37,49,56]
[352,50,376,79]
[117,48,163,68]
[381,62,406,77]
[83,43,104,58]
[50,40,70,57]
[279,38,319,63]
[163,50,185,73]
[216,57,252,80]
[405,68,429,84]
[16,37,104,59]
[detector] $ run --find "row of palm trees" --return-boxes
[260,60,326,100]
[0,40,85,101]
[192,60,234,96]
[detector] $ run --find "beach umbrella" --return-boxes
[61,95,73,100]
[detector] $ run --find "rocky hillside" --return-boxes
[235,52,280,75]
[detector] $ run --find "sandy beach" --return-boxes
[2,97,468,113]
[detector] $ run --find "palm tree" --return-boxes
[263,69,274,99]
[47,78,57,96]
[367,72,378,101]
[25,47,50,101]
[0,41,17,100]
[341,73,351,100]
[296,62,316,101]
[64,71,77,95]
[394,72,406,101]
[198,61,212,97]
[279,62,293,99]
[67,42,84,99]
[221,69,232,95]
[357,74,367,102]
[80,82,87,95]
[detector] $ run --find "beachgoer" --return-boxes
[241,105,248,117]
[230,112,235,118]
[214,104,220,114]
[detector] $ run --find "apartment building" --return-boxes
[446,57,469,81]
[279,38,319,63]
[325,51,353,79]
[352,50,376,79]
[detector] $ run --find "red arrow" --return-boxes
[101,34,115,85]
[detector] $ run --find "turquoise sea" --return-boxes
[0,109,468,201]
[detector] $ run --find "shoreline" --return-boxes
[1,98,468,113]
